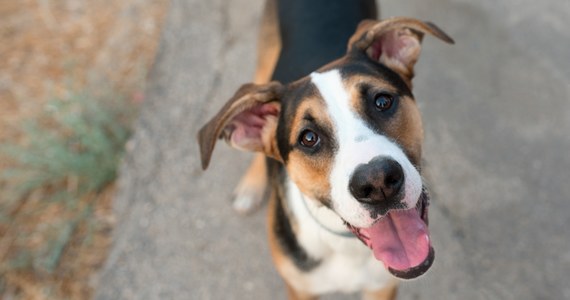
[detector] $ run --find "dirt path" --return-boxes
[0,1,167,298]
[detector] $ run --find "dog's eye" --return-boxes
[299,130,320,148]
[374,93,394,111]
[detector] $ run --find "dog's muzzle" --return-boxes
[344,187,433,279]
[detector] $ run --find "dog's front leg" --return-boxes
[362,284,398,300]
[231,0,280,214]
[232,153,268,214]
[254,0,280,84]
[286,283,318,300]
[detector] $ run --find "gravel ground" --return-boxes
[95,0,570,299]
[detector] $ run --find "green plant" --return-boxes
[0,89,134,274]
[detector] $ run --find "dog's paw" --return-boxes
[232,154,268,215]
[232,183,266,215]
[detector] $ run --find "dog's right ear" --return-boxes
[197,81,283,170]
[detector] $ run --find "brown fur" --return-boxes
[232,153,268,214]
[198,81,282,169]
[197,14,454,300]
[344,75,423,165]
[232,0,281,215]
[362,284,399,300]
[266,189,315,299]
[286,284,319,300]
[254,0,281,84]
[382,95,423,165]
[349,17,454,83]
[285,97,334,205]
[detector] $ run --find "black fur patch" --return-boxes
[271,164,321,271]
[276,79,318,163]
[273,0,377,83]
[337,56,421,167]
[338,54,413,99]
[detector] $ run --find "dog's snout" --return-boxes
[349,157,404,206]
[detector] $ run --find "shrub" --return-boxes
[0,89,134,275]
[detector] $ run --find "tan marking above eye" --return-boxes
[344,74,400,114]
[343,75,424,164]
[287,97,334,147]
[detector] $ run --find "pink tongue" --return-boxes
[362,208,430,271]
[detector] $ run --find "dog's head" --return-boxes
[198,17,453,279]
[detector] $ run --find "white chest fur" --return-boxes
[286,179,395,294]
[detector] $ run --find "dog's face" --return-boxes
[278,57,424,225]
[199,17,453,279]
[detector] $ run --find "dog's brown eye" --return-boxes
[299,130,319,148]
[374,93,393,111]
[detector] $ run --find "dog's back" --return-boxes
[272,0,377,83]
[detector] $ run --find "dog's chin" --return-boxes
[344,188,433,279]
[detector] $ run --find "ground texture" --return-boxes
[96,0,570,299]
[0,1,166,298]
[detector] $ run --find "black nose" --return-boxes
[349,157,404,206]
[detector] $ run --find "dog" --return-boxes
[198,0,453,298]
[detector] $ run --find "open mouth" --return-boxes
[344,187,433,279]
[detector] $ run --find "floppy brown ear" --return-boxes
[348,17,454,82]
[197,81,283,170]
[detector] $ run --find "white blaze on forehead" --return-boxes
[310,70,422,228]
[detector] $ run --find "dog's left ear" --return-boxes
[198,81,283,170]
[348,17,454,82]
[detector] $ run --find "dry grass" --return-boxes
[0,0,167,142]
[0,187,115,299]
[0,0,168,299]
